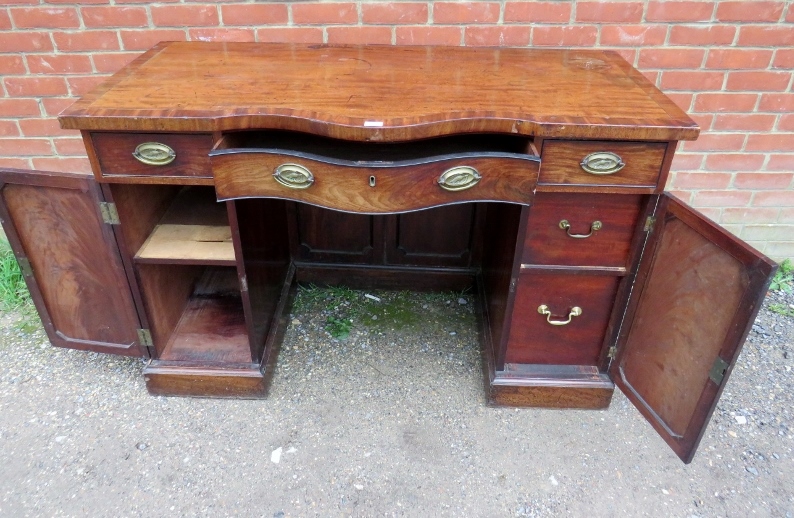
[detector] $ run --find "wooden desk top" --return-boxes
[60,42,698,142]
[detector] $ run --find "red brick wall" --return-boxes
[1,1,792,258]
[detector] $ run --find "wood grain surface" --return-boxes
[135,263,202,356]
[295,264,475,291]
[385,204,479,267]
[477,293,615,409]
[133,186,235,266]
[291,203,380,264]
[212,151,538,213]
[612,193,777,463]
[231,197,291,363]
[539,140,667,188]
[506,271,620,366]
[0,168,143,357]
[481,203,526,370]
[488,384,614,409]
[59,42,698,142]
[288,203,483,268]
[522,192,645,268]
[620,218,745,436]
[160,296,249,363]
[109,183,180,256]
[159,267,250,363]
[143,363,266,398]
[90,132,214,179]
[135,225,235,265]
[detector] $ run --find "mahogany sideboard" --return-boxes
[0,42,777,463]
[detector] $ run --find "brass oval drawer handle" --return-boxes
[438,166,482,191]
[559,219,602,239]
[273,163,314,189]
[580,151,625,175]
[537,305,582,326]
[133,142,176,166]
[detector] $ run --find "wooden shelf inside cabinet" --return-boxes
[135,186,236,266]
[159,268,251,364]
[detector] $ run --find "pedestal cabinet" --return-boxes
[0,43,777,463]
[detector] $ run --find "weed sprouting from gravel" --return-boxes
[769,302,794,318]
[291,283,325,312]
[292,284,473,340]
[770,258,793,293]
[325,316,352,340]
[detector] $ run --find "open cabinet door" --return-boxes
[0,168,144,357]
[611,194,776,463]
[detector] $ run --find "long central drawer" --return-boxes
[210,132,539,214]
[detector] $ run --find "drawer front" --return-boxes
[505,272,620,366]
[91,132,214,178]
[539,140,666,188]
[211,151,539,213]
[522,193,645,268]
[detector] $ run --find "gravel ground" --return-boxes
[0,286,792,517]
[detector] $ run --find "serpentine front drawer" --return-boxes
[538,140,667,190]
[210,134,540,214]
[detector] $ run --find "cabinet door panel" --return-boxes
[386,205,476,267]
[0,169,143,357]
[293,204,377,264]
[612,194,776,463]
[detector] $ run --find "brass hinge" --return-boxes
[239,275,248,292]
[17,257,32,277]
[709,356,729,385]
[607,345,617,359]
[643,216,656,232]
[99,202,120,225]
[137,328,153,347]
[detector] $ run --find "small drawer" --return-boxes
[539,140,666,188]
[90,132,214,179]
[522,193,645,269]
[210,134,539,213]
[506,272,620,366]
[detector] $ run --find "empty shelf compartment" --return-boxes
[135,187,236,265]
[158,267,251,364]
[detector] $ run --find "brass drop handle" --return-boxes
[580,151,625,175]
[133,142,176,166]
[438,166,482,191]
[537,305,582,326]
[273,163,314,189]
[559,219,602,239]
